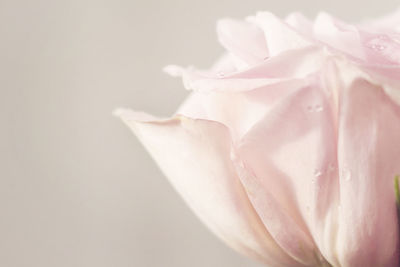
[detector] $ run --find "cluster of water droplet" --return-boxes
[366,34,400,63]
[307,104,324,113]
[366,35,388,52]
[311,164,336,184]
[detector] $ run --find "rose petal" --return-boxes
[210,53,237,74]
[236,81,337,265]
[285,12,313,36]
[247,12,313,56]
[313,12,365,60]
[216,18,269,68]
[164,46,322,93]
[115,109,301,266]
[335,79,400,267]
[176,77,308,141]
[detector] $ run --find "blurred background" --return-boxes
[1,0,399,266]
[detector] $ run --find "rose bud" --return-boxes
[116,10,400,267]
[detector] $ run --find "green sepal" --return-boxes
[395,175,400,207]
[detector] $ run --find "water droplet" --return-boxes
[230,150,236,161]
[314,104,323,112]
[217,71,225,78]
[393,36,400,44]
[314,169,323,177]
[376,44,386,51]
[341,169,352,181]
[378,35,387,40]
[306,104,324,113]
[368,43,387,52]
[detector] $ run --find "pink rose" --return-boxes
[115,10,400,267]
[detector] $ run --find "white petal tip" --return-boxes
[113,107,131,118]
[163,65,184,77]
[113,108,170,125]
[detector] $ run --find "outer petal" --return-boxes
[115,109,301,266]
[236,80,338,266]
[336,79,400,267]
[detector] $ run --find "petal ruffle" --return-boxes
[175,77,308,140]
[247,12,313,56]
[216,18,268,68]
[164,46,322,93]
[313,12,365,60]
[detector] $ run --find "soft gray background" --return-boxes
[1,0,398,266]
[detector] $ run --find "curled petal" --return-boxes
[115,109,301,266]
[175,78,308,140]
[164,46,322,93]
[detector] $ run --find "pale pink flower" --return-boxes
[115,10,400,267]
